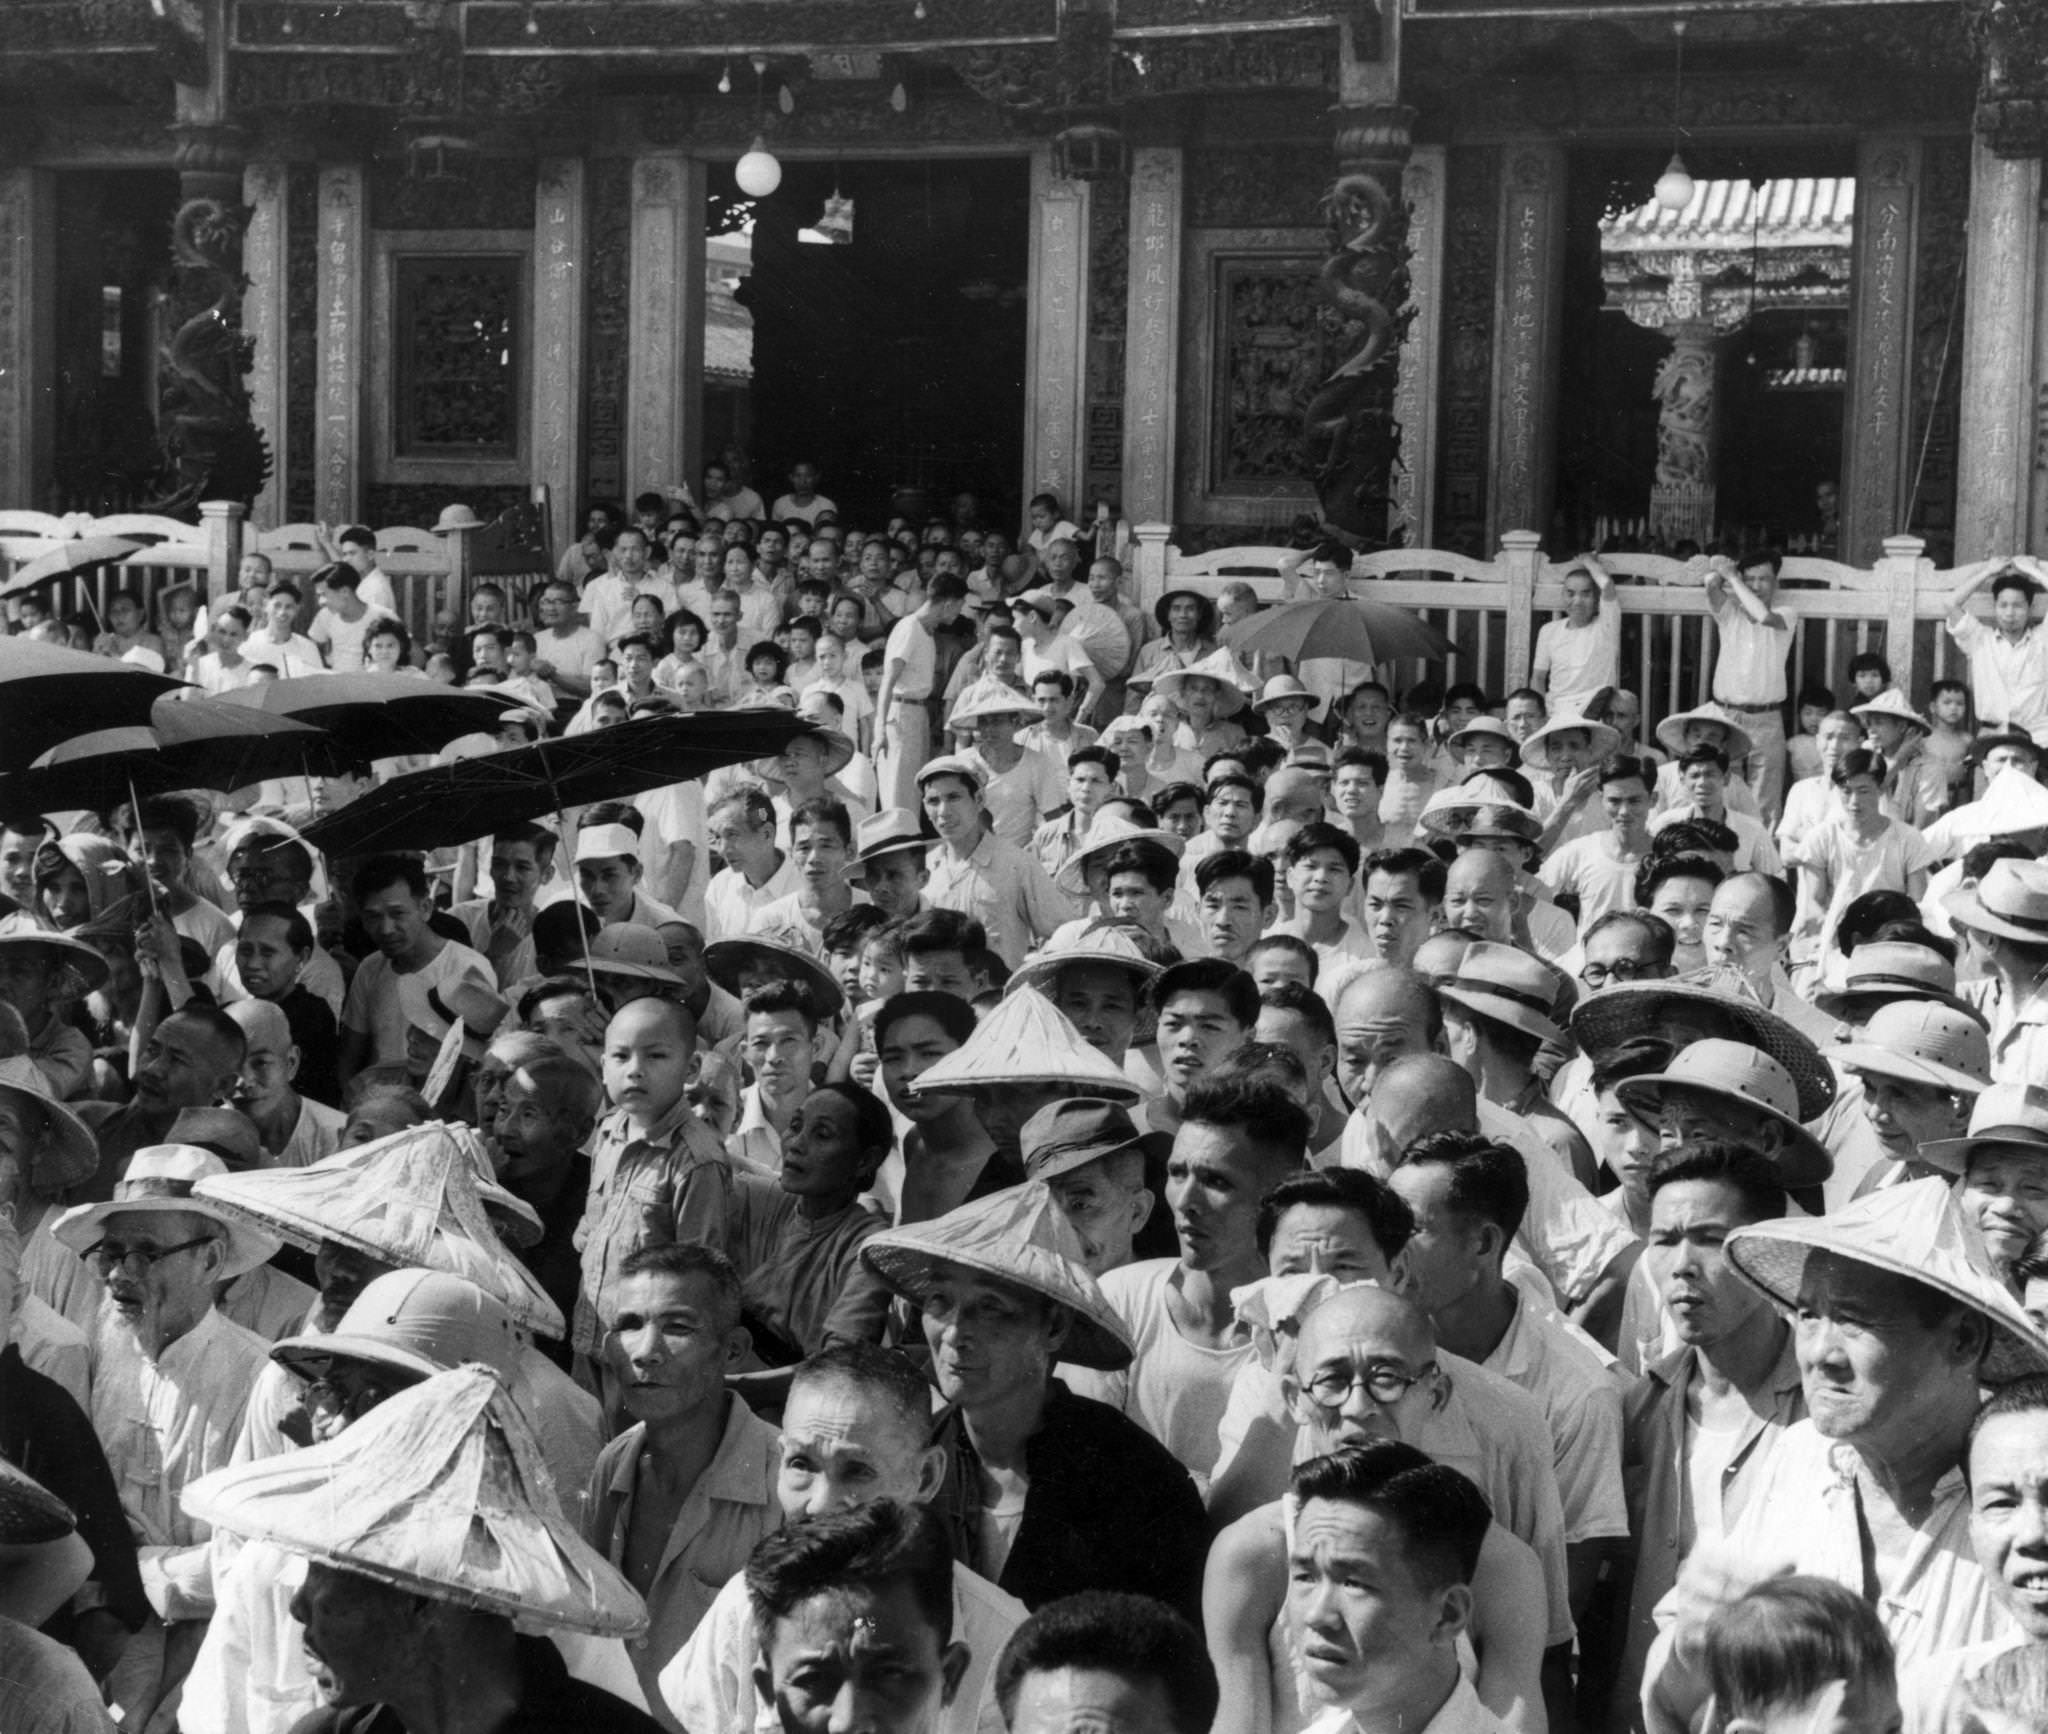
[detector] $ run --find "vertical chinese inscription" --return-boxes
[1392,148,1445,547]
[1954,143,2041,562]
[1029,170,1089,507]
[1488,146,1564,546]
[532,159,585,555]
[243,164,289,529]
[315,165,364,523]
[1844,139,1918,565]
[1121,149,1182,524]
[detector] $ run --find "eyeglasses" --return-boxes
[1303,1361,1438,1408]
[88,1235,214,1276]
[1580,958,1656,989]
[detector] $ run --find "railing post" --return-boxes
[1498,529,1543,690]
[1132,522,1171,616]
[1878,533,1926,703]
[445,514,477,632]
[199,499,246,604]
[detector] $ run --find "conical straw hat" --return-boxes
[1008,922,1163,998]
[194,1122,564,1338]
[1726,1176,2048,1385]
[1052,811,1185,899]
[1152,648,1253,719]
[860,1181,1134,1371]
[181,1364,647,1637]
[906,984,1141,1103]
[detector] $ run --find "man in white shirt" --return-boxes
[333,524,400,616]
[1706,550,1796,823]
[337,856,495,1088]
[703,459,766,523]
[1038,538,1129,689]
[768,461,838,527]
[243,583,322,676]
[306,563,392,673]
[1010,592,1102,726]
[1946,557,2048,740]
[582,525,653,651]
[874,576,968,812]
[530,579,603,705]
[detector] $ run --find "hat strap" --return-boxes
[1454,979,1555,1016]
[1981,896,2048,935]
[112,1177,199,1203]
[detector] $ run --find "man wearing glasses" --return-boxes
[50,1144,279,1728]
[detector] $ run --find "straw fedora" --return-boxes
[1445,717,1520,759]
[51,1144,283,1279]
[1516,715,1621,774]
[1152,650,1252,721]
[1252,675,1324,720]
[271,1268,520,1387]
[431,504,487,534]
[1153,588,1217,637]
[1917,1082,2048,1178]
[1008,923,1164,1000]
[1052,812,1186,900]
[1437,943,1567,1046]
[1654,703,1756,762]
[859,1181,1135,1371]
[0,932,107,1003]
[1811,941,1973,1021]
[915,754,984,795]
[1286,741,1335,774]
[1943,858,2048,948]
[1019,1098,1150,1186]
[1851,694,1930,736]
[845,809,929,885]
[907,984,1142,1104]
[182,1364,647,1636]
[702,935,846,1022]
[572,822,642,865]
[1615,1039,1833,1188]
[948,682,1043,729]
[1725,1177,2048,1384]
[1830,999,1991,1098]
[585,924,684,985]
[193,1122,563,1336]
[1569,978,1836,1122]
[0,1056,98,1195]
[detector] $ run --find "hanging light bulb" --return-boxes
[522,2,539,34]
[779,82,795,115]
[736,134,782,198]
[1654,21,1692,212]
[890,82,908,113]
[914,0,927,17]
[717,60,732,94]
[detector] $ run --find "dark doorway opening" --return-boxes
[735,156,1029,526]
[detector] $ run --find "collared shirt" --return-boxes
[91,1303,271,1621]
[661,1557,1023,1734]
[580,574,641,651]
[1481,1293,1630,1545]
[573,1097,735,1360]
[882,613,937,700]
[1710,593,1796,706]
[1302,1673,1510,1734]
[725,1083,794,1177]
[582,1395,781,1730]
[728,1172,891,1363]
[1990,981,2048,1088]
[924,833,1072,970]
[703,855,799,943]
[1948,613,2048,730]
[271,1095,345,1169]
[961,745,1067,852]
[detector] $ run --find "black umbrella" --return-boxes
[0,640,189,779]
[0,535,150,602]
[1220,597,1456,668]
[216,674,523,761]
[300,709,817,857]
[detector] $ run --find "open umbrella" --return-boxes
[301,708,816,857]
[217,674,522,761]
[0,639,189,778]
[1220,597,1455,668]
[0,535,151,601]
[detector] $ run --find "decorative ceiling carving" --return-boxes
[1965,0,2048,158]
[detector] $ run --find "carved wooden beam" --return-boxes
[1965,0,2048,158]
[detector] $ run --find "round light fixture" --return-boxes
[1654,153,1695,212]
[736,138,782,198]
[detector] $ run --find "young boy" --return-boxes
[1269,821,1371,977]
[1946,557,2048,740]
[1379,712,1438,833]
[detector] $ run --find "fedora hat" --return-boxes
[1811,941,1973,1021]
[1969,730,2041,766]
[1009,923,1164,1000]
[1570,978,1836,1122]
[1851,694,1931,735]
[0,932,108,1002]
[1943,858,2048,948]
[845,808,929,884]
[859,1181,1134,1371]
[272,1268,520,1388]
[585,923,683,985]
[1153,588,1217,636]
[1917,1082,2048,1178]
[1152,650,1252,721]
[182,1365,647,1636]
[947,681,1043,728]
[702,935,845,1022]
[1445,716,1520,759]
[1726,1177,2048,1384]
[1019,1098,1150,1186]
[431,504,486,534]
[193,1122,563,1336]
[1830,999,1991,1098]
[1654,703,1756,761]
[1516,715,1621,774]
[1286,741,1335,774]
[914,753,984,795]
[1052,812,1186,900]
[908,984,1141,1104]
[1437,943,1567,1046]
[52,1144,283,1279]
[1252,675,1324,720]
[1616,1039,1833,1188]
[0,1056,98,1195]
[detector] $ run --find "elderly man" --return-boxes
[52,1145,279,1729]
[1644,1177,2048,1728]
[224,998,342,1169]
[1438,943,1594,1190]
[74,1004,247,1204]
[995,1593,1217,1734]
[1021,1100,1159,1280]
[860,1182,1208,1620]
[661,1343,1027,1734]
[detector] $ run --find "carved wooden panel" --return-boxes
[1023,155,1089,511]
[1084,157,1129,515]
[315,165,366,522]
[1392,146,1447,548]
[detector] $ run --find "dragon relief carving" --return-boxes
[153,196,272,513]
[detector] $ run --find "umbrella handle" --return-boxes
[541,747,600,1002]
[125,773,163,921]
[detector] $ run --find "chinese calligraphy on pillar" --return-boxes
[315,165,365,523]
[1121,149,1182,525]
[1026,154,1090,511]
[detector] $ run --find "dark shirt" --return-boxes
[276,983,342,1108]
[70,1100,179,1205]
[286,1632,664,1734]
[0,1345,150,1646]
[931,1376,1208,1625]
[515,1157,589,1372]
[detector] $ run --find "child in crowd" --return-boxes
[424,651,459,685]
[94,589,169,667]
[1698,1576,1898,1734]
[497,631,557,714]
[1787,682,1834,783]
[1925,676,1975,802]
[737,641,793,708]
[784,615,821,691]
[1847,650,1903,709]
[1776,709,1865,859]
[1380,711,1438,834]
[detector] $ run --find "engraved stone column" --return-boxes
[1649,316,1719,546]
[532,159,587,558]
[1487,143,1568,546]
[1954,140,2042,562]
[1841,136,1922,565]
[243,163,290,530]
[1391,144,1446,547]
[1024,149,1091,516]
[0,168,56,509]
[625,154,706,501]
[1120,147,1182,528]
[314,164,366,523]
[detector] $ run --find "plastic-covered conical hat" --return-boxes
[181,1365,646,1637]
[906,984,1141,1102]
[193,1122,564,1338]
[860,1180,1134,1371]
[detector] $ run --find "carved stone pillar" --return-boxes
[625,154,706,500]
[1487,143,1568,545]
[1120,147,1182,528]
[1308,103,1412,547]
[314,164,366,522]
[1649,318,1719,546]
[532,159,587,558]
[1954,141,2042,562]
[1391,144,1446,547]
[243,162,290,529]
[1024,149,1090,517]
[1841,136,1922,565]
[0,168,56,509]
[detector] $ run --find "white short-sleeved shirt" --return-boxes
[1800,816,1937,951]
[1537,834,1644,930]
[339,938,495,1077]
[1481,1294,1630,1545]
[1711,594,1797,706]
[883,614,937,701]
[963,746,1067,852]
[1534,610,1620,715]
[1947,613,2048,732]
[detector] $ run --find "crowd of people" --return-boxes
[7,464,2048,1734]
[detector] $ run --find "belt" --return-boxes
[892,693,929,704]
[1718,700,1782,713]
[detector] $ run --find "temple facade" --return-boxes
[0,0,2043,567]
